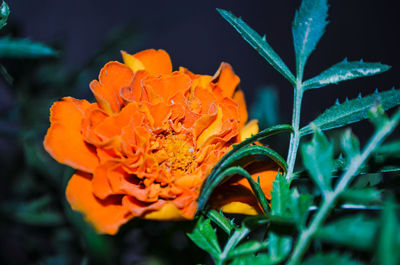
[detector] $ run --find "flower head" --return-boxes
[44,49,277,234]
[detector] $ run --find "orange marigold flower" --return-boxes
[43,49,278,234]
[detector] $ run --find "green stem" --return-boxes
[287,109,400,265]
[217,227,250,265]
[286,81,304,181]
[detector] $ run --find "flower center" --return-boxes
[152,133,196,173]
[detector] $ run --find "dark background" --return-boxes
[7,0,400,124]
[1,1,399,264]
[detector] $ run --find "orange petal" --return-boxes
[233,90,248,126]
[143,72,191,103]
[89,61,134,114]
[196,106,223,147]
[212,62,240,98]
[146,102,171,129]
[144,202,186,220]
[122,49,172,75]
[66,171,132,235]
[43,97,99,173]
[239,120,259,141]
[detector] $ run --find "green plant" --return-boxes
[188,0,400,264]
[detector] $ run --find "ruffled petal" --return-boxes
[122,49,172,75]
[66,171,132,235]
[43,97,99,173]
[233,90,248,126]
[89,62,134,114]
[212,62,240,98]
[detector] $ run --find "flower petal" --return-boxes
[66,171,132,235]
[122,49,172,75]
[142,72,191,103]
[212,62,240,98]
[89,61,134,114]
[144,202,186,220]
[239,120,259,141]
[43,97,99,173]
[233,90,248,126]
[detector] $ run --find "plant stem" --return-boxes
[287,109,400,265]
[217,227,250,265]
[286,81,304,180]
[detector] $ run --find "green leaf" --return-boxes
[314,214,377,250]
[217,9,296,85]
[271,173,291,216]
[187,218,221,259]
[206,209,235,235]
[340,188,381,205]
[374,140,400,161]
[0,1,10,30]
[268,232,292,263]
[300,88,400,136]
[377,195,399,265]
[227,241,269,259]
[292,0,329,77]
[230,253,273,265]
[243,215,270,230]
[341,129,360,163]
[198,145,286,211]
[0,36,58,58]
[303,59,391,90]
[268,173,292,262]
[302,252,365,265]
[301,127,333,192]
[290,189,312,229]
[352,173,382,188]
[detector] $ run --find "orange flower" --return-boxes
[43,49,277,234]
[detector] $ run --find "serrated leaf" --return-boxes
[198,125,291,207]
[0,1,10,30]
[340,188,381,205]
[377,195,399,265]
[292,0,329,76]
[187,218,221,259]
[0,36,58,58]
[271,173,291,216]
[227,241,269,259]
[303,60,391,90]
[314,214,377,250]
[302,252,365,265]
[198,145,286,211]
[301,127,333,192]
[290,189,312,229]
[268,174,292,262]
[217,9,296,85]
[207,209,235,235]
[300,88,400,136]
[341,129,360,163]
